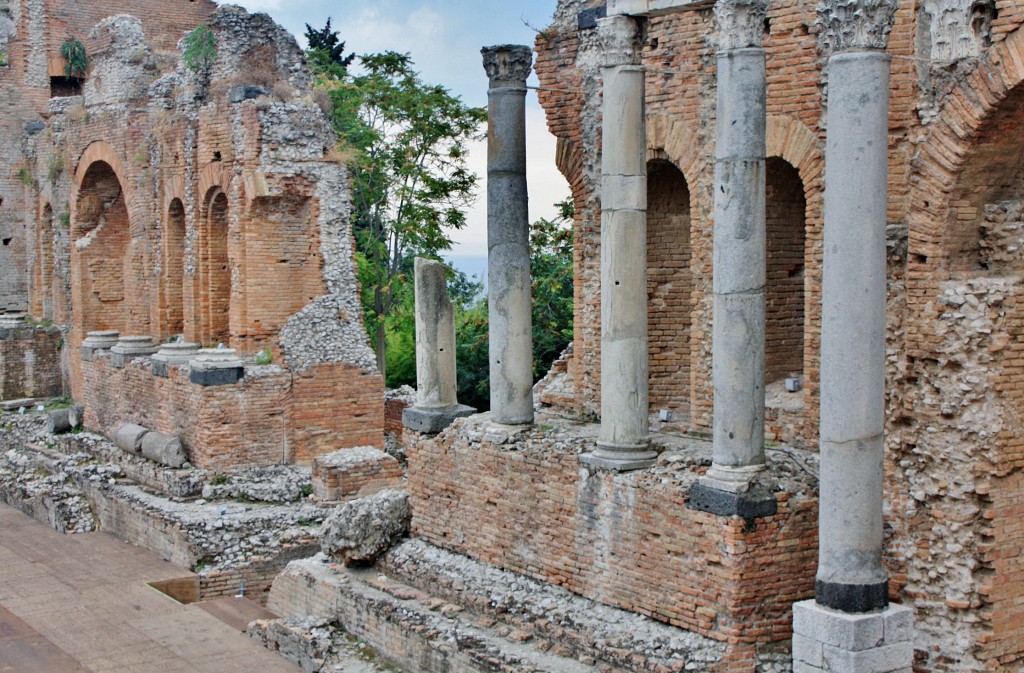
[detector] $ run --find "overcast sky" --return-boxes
[228,0,569,257]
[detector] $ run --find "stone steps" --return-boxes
[267,539,731,673]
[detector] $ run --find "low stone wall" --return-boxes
[408,416,819,653]
[81,352,384,470]
[0,324,62,400]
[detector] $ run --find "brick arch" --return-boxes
[197,161,226,205]
[907,26,1024,266]
[645,112,702,188]
[72,141,133,220]
[162,175,185,214]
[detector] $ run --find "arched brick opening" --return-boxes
[197,188,230,346]
[647,159,693,417]
[72,161,132,334]
[162,198,186,338]
[34,204,54,320]
[765,157,806,385]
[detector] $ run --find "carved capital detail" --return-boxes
[481,45,533,87]
[817,0,899,54]
[598,15,642,68]
[714,0,770,51]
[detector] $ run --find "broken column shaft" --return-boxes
[586,14,656,471]
[704,0,770,495]
[482,44,534,426]
[401,258,475,434]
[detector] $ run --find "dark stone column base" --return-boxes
[815,579,889,613]
[189,367,243,386]
[402,404,476,434]
[152,361,169,378]
[687,481,778,519]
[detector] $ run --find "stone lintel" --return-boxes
[402,404,476,434]
[189,367,243,387]
[687,480,778,518]
[608,0,714,17]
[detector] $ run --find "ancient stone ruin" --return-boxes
[2,0,1024,672]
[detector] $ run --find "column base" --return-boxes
[402,404,476,434]
[581,443,656,471]
[792,600,914,673]
[815,579,889,613]
[687,479,777,518]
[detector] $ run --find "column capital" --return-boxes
[481,45,533,88]
[817,0,899,54]
[598,15,643,68]
[714,0,769,51]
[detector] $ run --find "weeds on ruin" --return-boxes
[58,211,70,228]
[60,36,88,78]
[17,167,32,187]
[46,154,64,185]
[182,24,217,75]
[0,51,7,67]
[253,347,272,365]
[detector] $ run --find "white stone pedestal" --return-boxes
[792,600,914,673]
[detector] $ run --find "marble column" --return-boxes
[793,1,914,671]
[584,15,656,471]
[692,0,774,513]
[401,258,475,434]
[482,45,534,426]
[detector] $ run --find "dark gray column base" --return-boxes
[687,481,778,519]
[815,579,889,613]
[189,367,243,386]
[152,361,169,378]
[80,346,97,362]
[402,404,476,434]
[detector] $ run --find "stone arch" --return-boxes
[196,186,230,346]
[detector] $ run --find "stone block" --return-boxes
[320,489,411,566]
[793,600,884,651]
[792,633,824,667]
[189,366,243,386]
[113,423,149,455]
[793,663,827,673]
[822,642,914,673]
[312,447,404,501]
[577,5,607,29]
[152,360,169,378]
[883,604,915,643]
[46,405,83,434]
[140,431,187,468]
[687,481,778,518]
[402,404,475,434]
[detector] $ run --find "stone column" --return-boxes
[793,1,914,671]
[482,45,534,426]
[583,15,656,471]
[692,0,775,515]
[401,258,475,434]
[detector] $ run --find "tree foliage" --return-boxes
[306,21,486,380]
[60,37,88,78]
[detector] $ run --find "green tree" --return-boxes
[304,19,355,72]
[306,24,486,381]
[529,199,575,379]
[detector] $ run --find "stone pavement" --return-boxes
[0,503,301,673]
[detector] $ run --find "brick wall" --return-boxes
[408,423,818,664]
[81,354,384,470]
[0,325,62,400]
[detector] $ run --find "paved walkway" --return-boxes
[0,503,301,673]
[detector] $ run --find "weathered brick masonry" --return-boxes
[409,419,818,671]
[523,0,1024,670]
